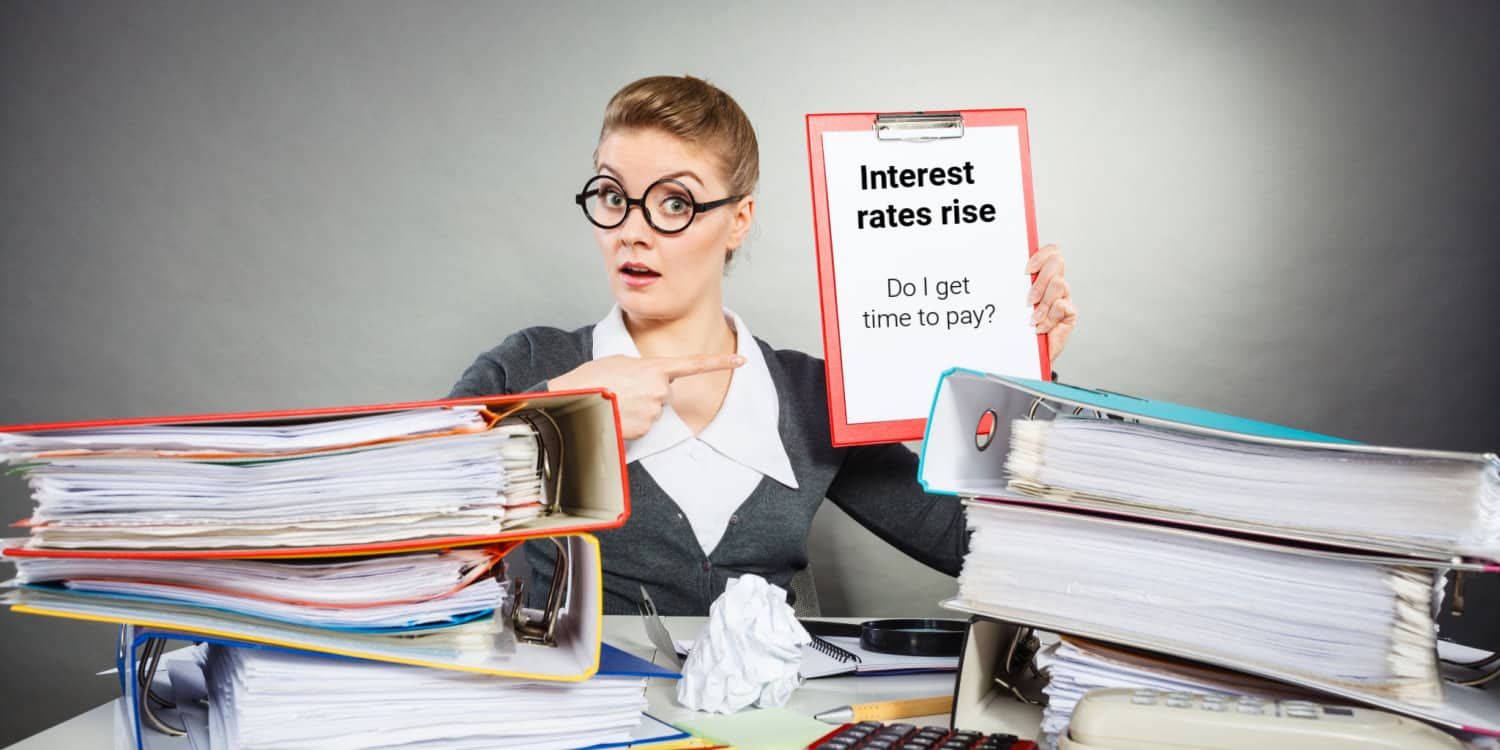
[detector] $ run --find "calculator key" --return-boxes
[886,723,916,734]
[904,739,936,749]
[816,742,852,750]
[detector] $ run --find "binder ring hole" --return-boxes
[975,409,998,451]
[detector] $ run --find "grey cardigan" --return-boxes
[448,325,967,615]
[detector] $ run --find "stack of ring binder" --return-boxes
[919,368,1500,745]
[0,389,687,749]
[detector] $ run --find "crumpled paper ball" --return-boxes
[675,574,810,713]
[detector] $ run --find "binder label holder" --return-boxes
[806,109,1048,446]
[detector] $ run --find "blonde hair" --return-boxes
[598,75,759,199]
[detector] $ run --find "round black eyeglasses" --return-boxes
[574,175,742,235]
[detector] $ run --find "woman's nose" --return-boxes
[616,204,655,248]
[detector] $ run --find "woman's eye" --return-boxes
[661,196,690,215]
[601,190,626,208]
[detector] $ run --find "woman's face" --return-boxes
[590,128,753,324]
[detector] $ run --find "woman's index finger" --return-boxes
[656,354,746,381]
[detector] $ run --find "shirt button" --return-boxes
[728,514,741,526]
[701,561,712,572]
[690,444,707,460]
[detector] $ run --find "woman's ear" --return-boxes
[727,195,755,251]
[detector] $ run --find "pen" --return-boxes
[814,694,955,723]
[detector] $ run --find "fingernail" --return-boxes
[732,355,746,365]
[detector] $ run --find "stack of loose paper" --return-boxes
[955,501,1443,705]
[0,406,543,550]
[165,642,659,750]
[7,549,504,631]
[1006,416,1500,560]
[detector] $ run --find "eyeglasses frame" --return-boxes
[574,175,743,235]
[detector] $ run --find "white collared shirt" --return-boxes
[592,305,799,555]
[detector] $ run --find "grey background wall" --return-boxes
[3,0,1497,744]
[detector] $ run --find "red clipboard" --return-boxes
[1,389,630,559]
[806,109,1047,446]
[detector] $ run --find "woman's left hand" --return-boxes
[1027,243,1077,362]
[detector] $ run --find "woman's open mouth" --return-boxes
[618,262,661,288]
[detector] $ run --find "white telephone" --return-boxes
[1058,688,1464,750]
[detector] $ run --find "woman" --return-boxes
[449,76,1076,614]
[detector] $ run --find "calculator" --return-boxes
[805,721,1039,749]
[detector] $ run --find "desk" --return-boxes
[6,616,1042,749]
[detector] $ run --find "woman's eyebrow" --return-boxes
[656,170,705,188]
[594,163,706,190]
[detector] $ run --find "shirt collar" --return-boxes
[591,305,799,489]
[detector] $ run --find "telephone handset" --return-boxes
[1058,688,1463,750]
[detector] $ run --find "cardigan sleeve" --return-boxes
[447,328,585,399]
[824,441,969,576]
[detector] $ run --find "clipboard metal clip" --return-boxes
[875,112,965,142]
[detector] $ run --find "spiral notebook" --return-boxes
[670,633,958,679]
[799,633,959,678]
